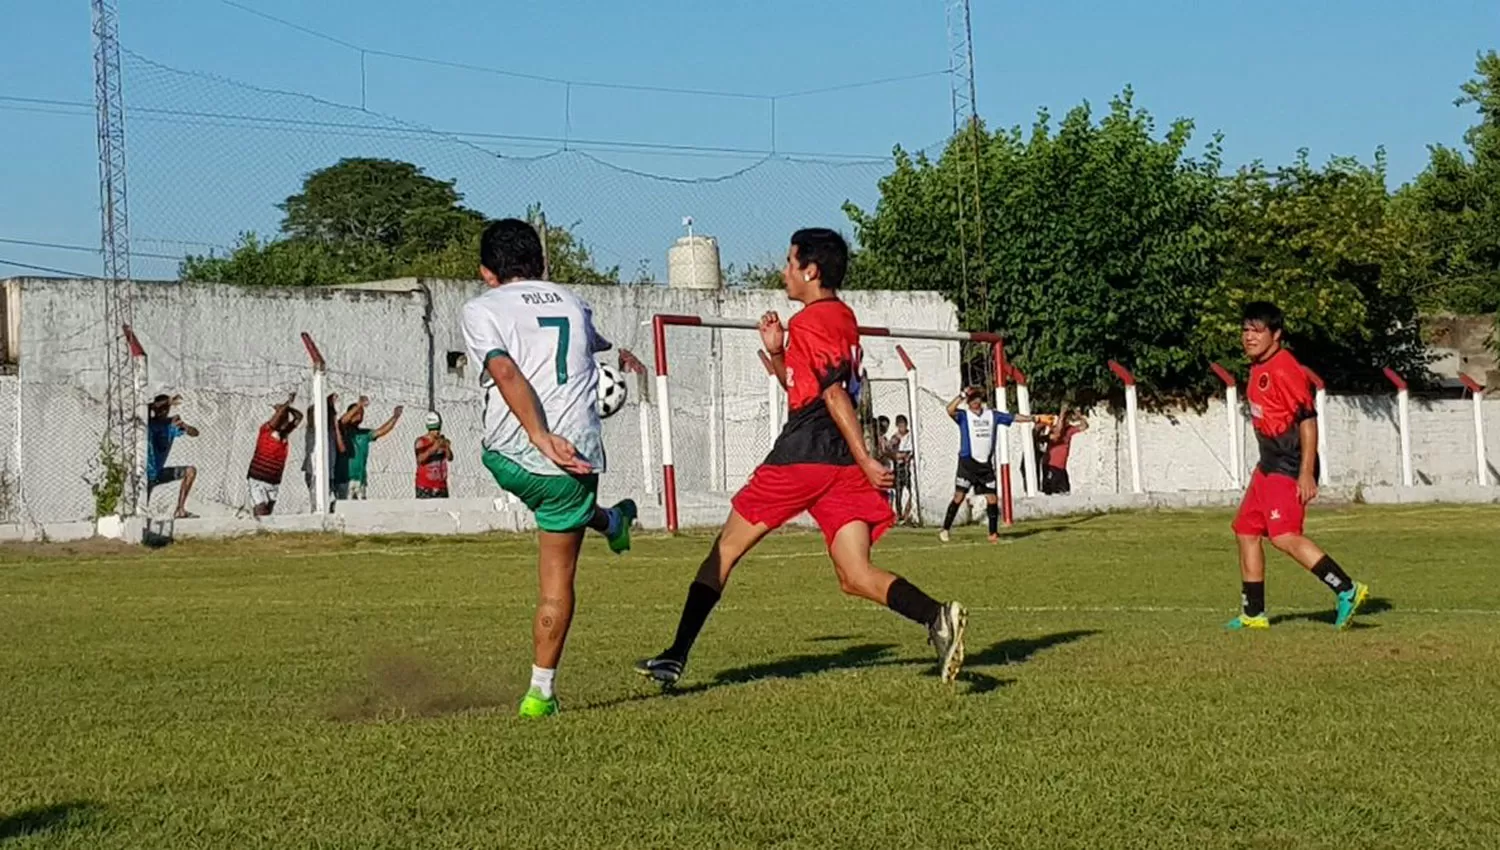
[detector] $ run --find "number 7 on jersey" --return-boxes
[536,316,571,385]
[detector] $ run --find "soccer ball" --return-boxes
[597,362,628,418]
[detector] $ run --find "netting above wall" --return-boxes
[121,50,915,283]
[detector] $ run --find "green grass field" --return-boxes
[3,505,1499,849]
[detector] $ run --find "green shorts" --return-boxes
[482,450,598,533]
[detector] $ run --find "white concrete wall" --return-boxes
[8,276,1496,529]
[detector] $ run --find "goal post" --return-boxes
[651,313,1010,533]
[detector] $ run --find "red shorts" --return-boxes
[1232,468,1305,538]
[731,463,896,547]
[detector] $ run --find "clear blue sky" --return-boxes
[1,0,1495,280]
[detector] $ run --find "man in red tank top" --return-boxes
[246,393,303,517]
[635,229,968,689]
[414,412,453,498]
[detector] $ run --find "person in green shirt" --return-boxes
[334,396,403,500]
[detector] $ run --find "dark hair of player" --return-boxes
[895,415,909,427]
[790,228,849,290]
[480,218,546,282]
[1242,300,1285,334]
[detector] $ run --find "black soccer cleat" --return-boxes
[634,654,684,688]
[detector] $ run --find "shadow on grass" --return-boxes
[1269,596,1393,628]
[598,629,1098,708]
[997,512,1107,543]
[964,630,1102,668]
[0,802,102,842]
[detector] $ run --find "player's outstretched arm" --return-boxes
[824,384,894,489]
[946,391,966,420]
[373,406,403,440]
[485,353,592,474]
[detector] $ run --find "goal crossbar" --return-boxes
[651,313,1012,532]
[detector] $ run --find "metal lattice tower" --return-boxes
[945,0,987,333]
[93,0,140,512]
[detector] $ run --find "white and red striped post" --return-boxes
[1460,375,1490,487]
[1010,364,1038,498]
[993,341,1014,526]
[1383,367,1413,487]
[895,345,923,525]
[618,356,653,495]
[757,349,782,446]
[1109,360,1143,494]
[301,332,330,515]
[1210,363,1241,489]
[1303,366,1328,485]
[652,315,683,530]
[122,324,148,515]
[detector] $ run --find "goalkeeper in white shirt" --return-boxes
[460,218,639,719]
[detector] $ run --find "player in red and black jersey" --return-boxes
[636,229,968,687]
[1227,301,1369,631]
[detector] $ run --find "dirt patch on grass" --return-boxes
[0,538,142,562]
[327,652,504,722]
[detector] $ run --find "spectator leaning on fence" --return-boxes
[414,411,453,499]
[334,397,403,500]
[1041,403,1088,495]
[147,393,199,519]
[247,393,303,517]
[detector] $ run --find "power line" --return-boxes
[0,257,95,277]
[0,235,184,261]
[0,91,900,164]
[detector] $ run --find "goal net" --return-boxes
[650,313,1027,532]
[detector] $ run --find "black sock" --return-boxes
[986,504,1000,535]
[1311,555,1354,595]
[1241,581,1265,618]
[585,506,611,533]
[665,581,721,661]
[886,577,942,627]
[942,501,961,531]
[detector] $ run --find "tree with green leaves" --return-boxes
[1400,51,1500,318]
[1214,152,1430,389]
[846,91,1225,404]
[182,158,618,286]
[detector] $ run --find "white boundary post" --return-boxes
[993,342,1014,525]
[122,324,148,515]
[1461,375,1489,487]
[1302,366,1328,485]
[1211,363,1240,489]
[708,327,722,491]
[895,345,923,526]
[1384,368,1413,487]
[1012,366,1038,498]
[757,350,782,447]
[635,370,654,494]
[1110,360,1143,494]
[302,333,330,516]
[651,314,1006,532]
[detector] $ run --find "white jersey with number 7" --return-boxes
[460,280,609,476]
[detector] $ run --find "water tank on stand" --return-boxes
[667,235,723,289]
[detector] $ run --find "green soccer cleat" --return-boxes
[1224,613,1270,631]
[1333,581,1369,631]
[606,499,637,555]
[517,687,558,718]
